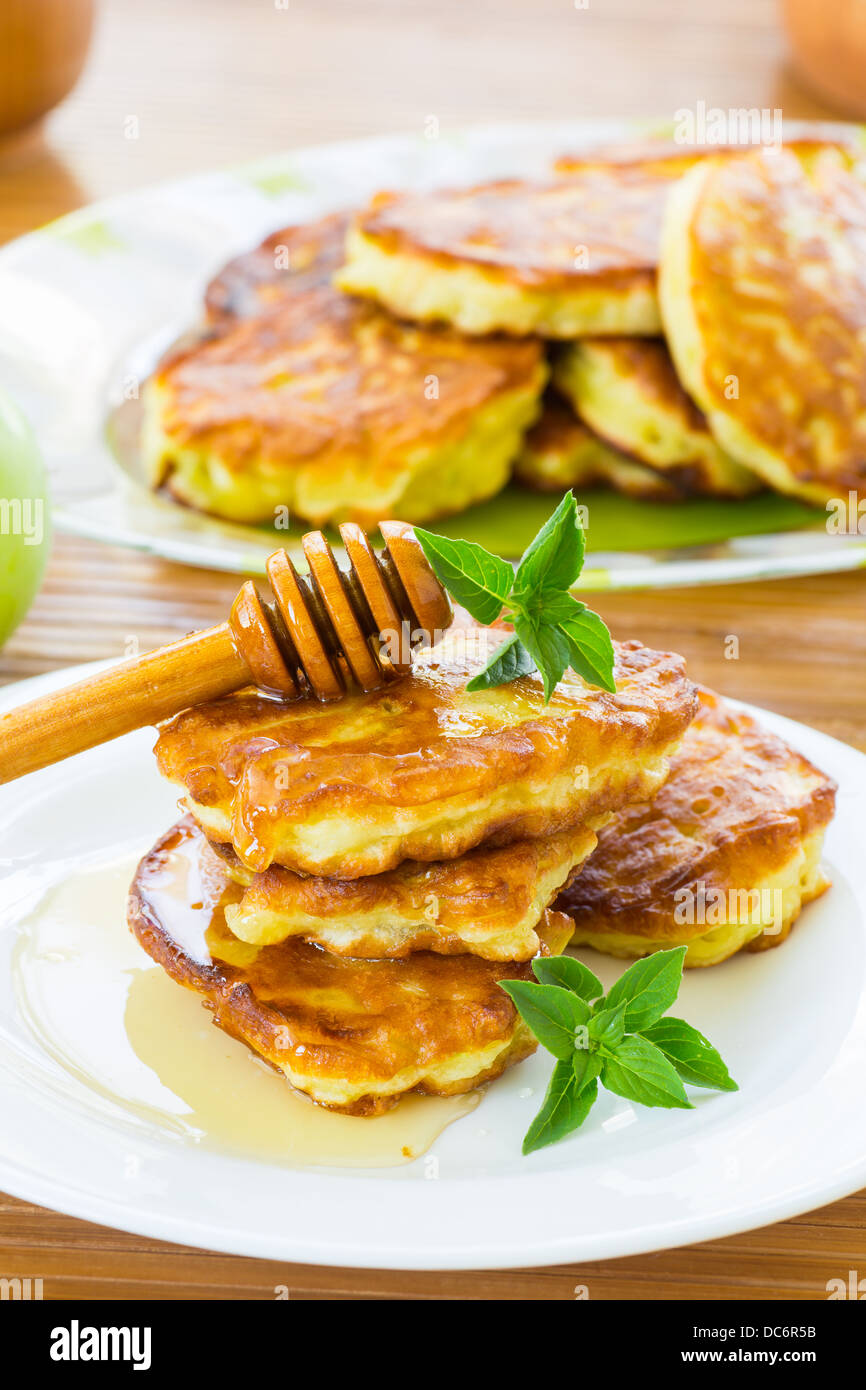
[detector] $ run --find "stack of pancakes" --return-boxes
[142,130,866,523]
[142,212,546,527]
[127,629,699,1114]
[337,132,866,509]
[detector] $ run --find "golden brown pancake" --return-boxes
[553,129,859,177]
[335,161,699,336]
[128,817,573,1114]
[204,211,348,323]
[514,393,686,500]
[553,337,759,497]
[154,627,698,879]
[557,688,836,967]
[141,213,545,526]
[554,142,707,179]
[214,820,596,961]
[343,137,852,337]
[659,142,866,504]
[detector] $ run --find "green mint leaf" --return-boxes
[531,954,603,1003]
[499,980,590,1061]
[512,491,585,598]
[587,1000,627,1049]
[517,591,616,697]
[413,529,513,625]
[522,1059,598,1155]
[603,946,687,1034]
[561,610,617,694]
[601,1035,693,1110]
[513,614,570,703]
[641,1017,738,1092]
[572,1047,603,1090]
[530,591,587,624]
[415,503,616,703]
[465,633,535,693]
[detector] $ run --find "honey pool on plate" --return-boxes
[12,854,479,1168]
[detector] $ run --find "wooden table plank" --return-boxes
[0,0,863,1302]
[1,1189,863,1300]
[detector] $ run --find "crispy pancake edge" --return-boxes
[217,821,597,960]
[659,144,866,503]
[128,819,573,1114]
[514,394,686,500]
[142,210,547,525]
[553,338,759,497]
[557,687,836,964]
[155,635,699,876]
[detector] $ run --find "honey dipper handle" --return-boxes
[0,623,244,784]
[0,529,452,784]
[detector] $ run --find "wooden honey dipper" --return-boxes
[0,521,452,784]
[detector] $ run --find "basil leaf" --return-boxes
[587,1001,627,1048]
[603,946,687,1034]
[601,1035,693,1110]
[642,1017,738,1092]
[530,590,587,625]
[513,615,570,703]
[522,1060,599,1155]
[572,1047,603,1090]
[413,529,514,625]
[561,610,617,694]
[465,633,535,693]
[531,954,603,1003]
[513,491,585,598]
[514,590,615,697]
[499,980,590,1061]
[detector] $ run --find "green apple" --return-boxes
[0,388,51,648]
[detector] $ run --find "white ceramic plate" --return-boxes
[0,663,864,1270]
[1,119,865,590]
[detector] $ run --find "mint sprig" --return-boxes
[414,494,616,700]
[500,945,737,1155]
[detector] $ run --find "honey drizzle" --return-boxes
[13,854,479,1168]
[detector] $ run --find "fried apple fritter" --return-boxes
[659,142,866,505]
[553,338,759,498]
[154,628,698,879]
[128,817,573,1114]
[557,688,836,967]
[214,820,596,961]
[141,213,546,526]
[514,393,686,500]
[335,161,698,337]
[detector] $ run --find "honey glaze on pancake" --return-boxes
[155,632,698,876]
[13,853,477,1167]
[557,688,836,947]
[129,819,569,1115]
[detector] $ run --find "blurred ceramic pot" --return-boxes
[782,0,866,119]
[0,0,95,144]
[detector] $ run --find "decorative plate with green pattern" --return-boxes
[1,120,864,590]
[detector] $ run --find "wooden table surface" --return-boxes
[1,0,864,1301]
